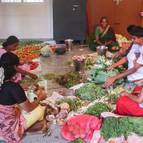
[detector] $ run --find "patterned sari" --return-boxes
[89,25,118,51]
[0,104,25,143]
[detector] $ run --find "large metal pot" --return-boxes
[96,45,108,56]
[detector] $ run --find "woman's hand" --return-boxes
[37,91,47,101]
[121,42,131,50]
[107,66,113,71]
[36,89,47,101]
[38,93,47,101]
[120,91,130,96]
[103,76,116,88]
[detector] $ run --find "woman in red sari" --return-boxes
[115,25,143,116]
[116,86,143,116]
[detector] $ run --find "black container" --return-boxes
[55,44,66,55]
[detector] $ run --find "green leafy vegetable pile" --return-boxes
[76,83,106,101]
[96,56,113,68]
[90,68,119,84]
[128,117,143,136]
[85,57,96,70]
[107,86,125,104]
[89,55,124,84]
[101,117,134,140]
[85,102,111,117]
[56,72,82,88]
[101,117,143,140]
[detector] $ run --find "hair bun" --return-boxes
[2,35,19,48]
[2,41,8,48]
[127,25,143,37]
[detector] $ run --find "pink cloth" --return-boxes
[0,104,25,143]
[18,64,30,72]
[13,64,31,83]
[0,48,6,57]
[61,114,101,142]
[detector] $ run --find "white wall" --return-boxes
[0,0,53,39]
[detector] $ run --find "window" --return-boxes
[1,0,21,2]
[23,0,44,2]
[1,0,44,2]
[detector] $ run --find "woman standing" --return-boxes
[90,17,118,51]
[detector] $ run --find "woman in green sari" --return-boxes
[90,17,118,51]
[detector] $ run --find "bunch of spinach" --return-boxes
[76,83,105,101]
[85,102,111,117]
[101,117,143,140]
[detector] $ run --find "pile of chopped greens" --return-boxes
[76,83,106,101]
[101,117,143,140]
[85,102,111,117]
[56,72,82,88]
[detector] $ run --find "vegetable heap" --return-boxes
[56,72,82,88]
[85,102,111,117]
[96,56,113,68]
[107,86,125,104]
[101,117,143,140]
[19,40,43,46]
[76,83,105,101]
[40,45,53,57]
[84,56,97,70]
[90,68,119,84]
[16,44,42,61]
[89,56,124,84]
[56,97,81,111]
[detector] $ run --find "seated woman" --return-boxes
[90,16,118,51]
[0,52,46,143]
[104,25,143,88]
[116,86,143,116]
[0,35,37,80]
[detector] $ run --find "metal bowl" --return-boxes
[96,45,108,56]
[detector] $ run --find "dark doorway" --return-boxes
[53,0,86,43]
